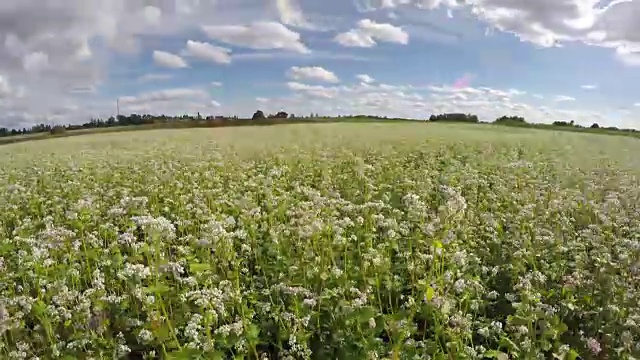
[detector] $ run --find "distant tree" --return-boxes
[496,115,526,124]
[252,110,266,120]
[428,113,479,123]
[50,126,66,135]
[552,120,576,127]
[590,123,600,129]
[274,111,288,119]
[289,113,296,119]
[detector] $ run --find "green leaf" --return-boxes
[246,323,260,342]
[433,240,443,249]
[566,349,580,360]
[426,286,435,301]
[484,350,509,360]
[499,336,519,352]
[189,262,211,273]
[32,300,47,318]
[210,351,225,360]
[507,315,529,326]
[144,284,170,294]
[166,348,202,360]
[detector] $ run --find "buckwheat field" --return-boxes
[1,123,639,360]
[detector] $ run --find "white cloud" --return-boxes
[117,87,221,116]
[119,88,209,105]
[275,0,312,29]
[22,52,49,73]
[287,66,340,83]
[287,82,339,98]
[335,30,377,47]
[335,19,409,47]
[256,97,269,103]
[211,82,223,87]
[138,73,174,83]
[153,51,189,69]
[69,85,97,94]
[357,74,376,83]
[357,0,640,66]
[275,79,625,128]
[615,51,640,66]
[581,84,598,90]
[555,95,577,102]
[184,40,232,64]
[202,22,309,53]
[0,75,14,98]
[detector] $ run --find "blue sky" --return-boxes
[2,0,640,128]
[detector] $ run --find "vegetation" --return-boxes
[495,116,526,125]
[1,109,640,146]
[0,123,639,359]
[492,115,639,136]
[428,113,480,123]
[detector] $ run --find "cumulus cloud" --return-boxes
[452,73,475,89]
[119,88,209,105]
[275,0,312,29]
[335,19,409,47]
[581,84,598,90]
[184,40,232,64]
[555,95,577,102]
[202,22,309,53]
[117,87,220,115]
[357,74,375,83]
[211,81,223,87]
[279,78,621,127]
[138,73,174,83]
[22,52,49,73]
[153,51,189,69]
[0,75,15,98]
[287,66,340,83]
[287,82,340,98]
[356,0,640,65]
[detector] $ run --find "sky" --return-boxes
[2,0,640,129]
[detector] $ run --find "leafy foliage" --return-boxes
[252,110,266,120]
[428,113,480,123]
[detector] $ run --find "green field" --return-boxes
[0,123,639,359]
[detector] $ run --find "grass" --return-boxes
[0,123,639,359]
[0,117,418,147]
[3,115,638,147]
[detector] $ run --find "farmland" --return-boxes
[0,123,639,359]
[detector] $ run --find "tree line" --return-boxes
[0,110,637,138]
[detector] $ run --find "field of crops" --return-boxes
[0,123,639,359]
